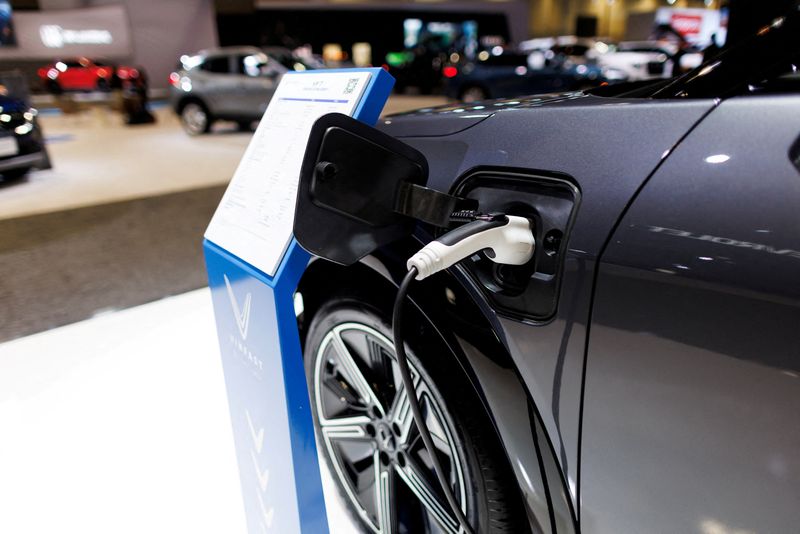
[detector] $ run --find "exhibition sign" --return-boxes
[204,68,393,534]
[0,5,132,60]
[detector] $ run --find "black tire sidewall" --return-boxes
[47,80,62,95]
[0,167,29,181]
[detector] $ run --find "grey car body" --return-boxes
[297,8,800,534]
[169,46,287,134]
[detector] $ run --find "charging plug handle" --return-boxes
[407,215,536,280]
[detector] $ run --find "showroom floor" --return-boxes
[0,94,446,533]
[0,289,359,534]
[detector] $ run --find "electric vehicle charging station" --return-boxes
[204,65,537,534]
[203,68,393,534]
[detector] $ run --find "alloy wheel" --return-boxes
[181,102,208,135]
[313,321,468,534]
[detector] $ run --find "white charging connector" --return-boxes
[407,215,536,280]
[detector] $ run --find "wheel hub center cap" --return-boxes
[376,422,396,452]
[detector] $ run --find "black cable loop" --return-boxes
[392,267,475,534]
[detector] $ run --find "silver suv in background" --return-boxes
[169,46,287,135]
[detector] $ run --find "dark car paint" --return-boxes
[301,45,798,534]
[583,95,800,533]
[348,93,717,531]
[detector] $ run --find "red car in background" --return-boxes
[37,57,145,93]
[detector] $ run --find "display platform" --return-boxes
[0,289,360,534]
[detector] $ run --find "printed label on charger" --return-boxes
[205,71,371,276]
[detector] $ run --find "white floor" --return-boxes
[0,289,359,533]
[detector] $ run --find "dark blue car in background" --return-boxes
[442,50,624,102]
[0,93,47,181]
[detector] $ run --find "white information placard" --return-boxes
[205,71,372,276]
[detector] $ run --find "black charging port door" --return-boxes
[451,170,579,322]
[294,113,429,266]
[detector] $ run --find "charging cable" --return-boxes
[392,214,535,534]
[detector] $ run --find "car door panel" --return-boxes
[238,74,276,118]
[60,63,86,89]
[583,95,800,533]
[393,95,715,517]
[235,54,282,120]
[195,56,240,117]
[487,66,536,97]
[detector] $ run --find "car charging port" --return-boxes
[450,170,578,321]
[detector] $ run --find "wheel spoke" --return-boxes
[374,452,396,534]
[321,372,362,407]
[314,322,468,534]
[422,396,452,455]
[397,456,462,534]
[390,377,419,447]
[330,329,385,416]
[320,415,372,441]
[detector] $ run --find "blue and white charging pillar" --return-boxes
[203,68,393,534]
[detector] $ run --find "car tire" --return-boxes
[236,120,254,132]
[305,294,529,533]
[459,86,488,103]
[0,167,30,182]
[180,101,212,136]
[46,80,62,95]
[96,77,110,92]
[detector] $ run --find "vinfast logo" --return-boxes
[223,274,263,374]
[39,25,113,48]
[224,274,252,340]
[39,25,63,48]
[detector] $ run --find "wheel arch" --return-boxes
[296,245,564,533]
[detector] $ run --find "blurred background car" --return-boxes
[168,46,288,135]
[385,39,449,95]
[595,40,703,81]
[384,47,444,95]
[595,41,675,80]
[385,18,480,95]
[0,93,47,181]
[37,57,144,94]
[443,48,624,102]
[520,35,607,61]
[261,45,326,71]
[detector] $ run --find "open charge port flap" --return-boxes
[451,171,578,321]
